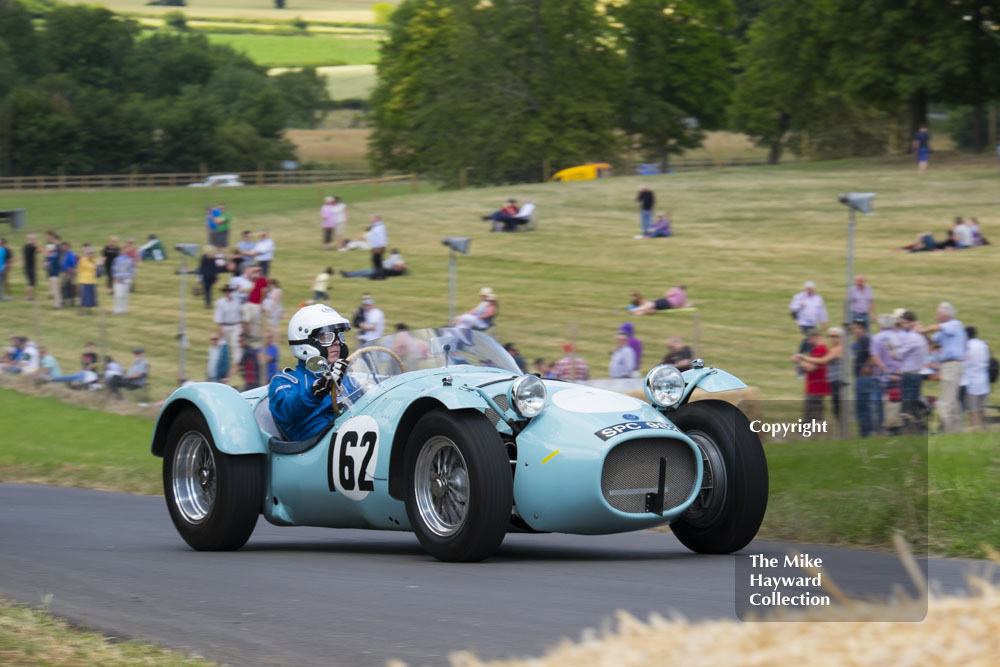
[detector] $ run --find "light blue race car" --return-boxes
[151,329,767,562]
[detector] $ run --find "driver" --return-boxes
[269,304,355,441]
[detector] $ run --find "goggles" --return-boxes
[312,325,346,347]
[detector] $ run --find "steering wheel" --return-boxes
[346,346,406,374]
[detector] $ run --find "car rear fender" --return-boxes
[151,382,268,457]
[678,367,747,406]
[386,386,497,500]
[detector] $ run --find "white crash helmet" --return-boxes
[287,304,351,361]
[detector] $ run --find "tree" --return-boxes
[41,5,138,89]
[609,0,736,170]
[273,67,332,128]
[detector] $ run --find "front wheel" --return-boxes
[404,410,512,562]
[669,400,768,554]
[163,407,264,551]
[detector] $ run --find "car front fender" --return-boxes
[678,367,747,406]
[151,382,268,457]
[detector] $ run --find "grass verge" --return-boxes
[0,597,214,666]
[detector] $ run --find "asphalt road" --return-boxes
[0,484,989,666]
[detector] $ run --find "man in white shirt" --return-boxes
[214,285,243,351]
[960,326,991,430]
[357,294,385,345]
[953,217,974,248]
[227,265,255,305]
[848,275,875,329]
[367,215,388,280]
[789,281,828,334]
[251,230,275,276]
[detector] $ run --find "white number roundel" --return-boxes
[331,415,380,501]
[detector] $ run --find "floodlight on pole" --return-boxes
[837,193,875,438]
[442,237,470,323]
[175,242,199,385]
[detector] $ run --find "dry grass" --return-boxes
[286,128,370,167]
[62,0,394,23]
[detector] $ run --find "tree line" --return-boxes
[370,0,1000,185]
[0,0,331,176]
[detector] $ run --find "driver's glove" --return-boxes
[311,373,334,398]
[331,359,349,385]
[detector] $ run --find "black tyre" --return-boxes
[669,400,768,554]
[163,407,264,551]
[404,410,512,562]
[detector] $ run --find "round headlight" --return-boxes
[644,365,685,408]
[510,375,547,418]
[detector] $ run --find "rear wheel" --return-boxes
[669,400,768,554]
[404,410,512,562]
[163,408,264,551]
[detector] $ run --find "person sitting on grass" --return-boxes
[340,249,408,278]
[107,348,148,399]
[483,199,535,232]
[627,285,692,315]
[894,232,937,252]
[643,212,672,238]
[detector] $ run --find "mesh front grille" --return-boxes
[485,408,501,425]
[601,438,698,513]
[492,394,509,411]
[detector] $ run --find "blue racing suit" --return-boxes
[269,361,358,441]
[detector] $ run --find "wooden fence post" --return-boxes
[410,173,418,194]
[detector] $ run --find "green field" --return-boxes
[203,33,381,68]
[1,158,997,402]
[64,0,394,23]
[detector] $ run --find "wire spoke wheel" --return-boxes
[414,436,470,537]
[681,429,728,528]
[172,430,217,524]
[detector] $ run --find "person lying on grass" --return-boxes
[627,286,692,315]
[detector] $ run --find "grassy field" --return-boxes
[202,33,380,67]
[64,0,394,23]
[0,387,996,557]
[1,157,997,402]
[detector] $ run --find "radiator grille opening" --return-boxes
[601,438,698,513]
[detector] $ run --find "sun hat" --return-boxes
[479,287,496,301]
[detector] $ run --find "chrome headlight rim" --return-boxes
[644,364,685,408]
[508,374,547,419]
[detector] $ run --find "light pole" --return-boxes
[441,237,470,323]
[175,243,200,385]
[837,192,875,438]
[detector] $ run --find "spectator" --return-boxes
[228,262,256,308]
[111,249,136,315]
[102,236,120,294]
[635,184,655,237]
[848,275,876,330]
[76,244,100,315]
[454,287,498,333]
[104,355,123,384]
[533,358,556,379]
[503,342,528,373]
[896,311,929,423]
[869,313,901,433]
[662,336,693,371]
[357,294,386,345]
[198,245,224,309]
[49,342,100,387]
[968,218,989,246]
[953,217,974,248]
[894,231,937,252]
[609,332,637,378]
[322,195,348,251]
[485,200,535,232]
[30,346,61,380]
[628,285,692,315]
[851,319,877,437]
[960,326,991,431]
[138,234,166,262]
[206,333,231,383]
[243,266,269,340]
[912,122,930,173]
[60,241,78,308]
[793,329,830,421]
[108,348,149,398]
[44,243,61,309]
[367,215,388,280]
[214,285,242,352]
[551,343,589,381]
[251,230,275,277]
[618,322,643,372]
[232,333,262,392]
[919,302,966,433]
[340,248,408,278]
[263,277,284,336]
[122,238,140,292]
[789,281,828,334]
[643,212,672,238]
[263,330,280,383]
[2,336,36,374]
[209,204,231,249]
[482,198,519,229]
[0,238,11,301]
[390,323,430,362]
[312,267,333,302]
[235,230,256,274]
[795,328,844,419]
[22,234,38,301]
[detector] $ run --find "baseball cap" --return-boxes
[618,322,634,335]
[803,280,816,289]
[892,307,906,320]
[361,296,375,306]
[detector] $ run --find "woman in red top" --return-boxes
[792,329,830,421]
